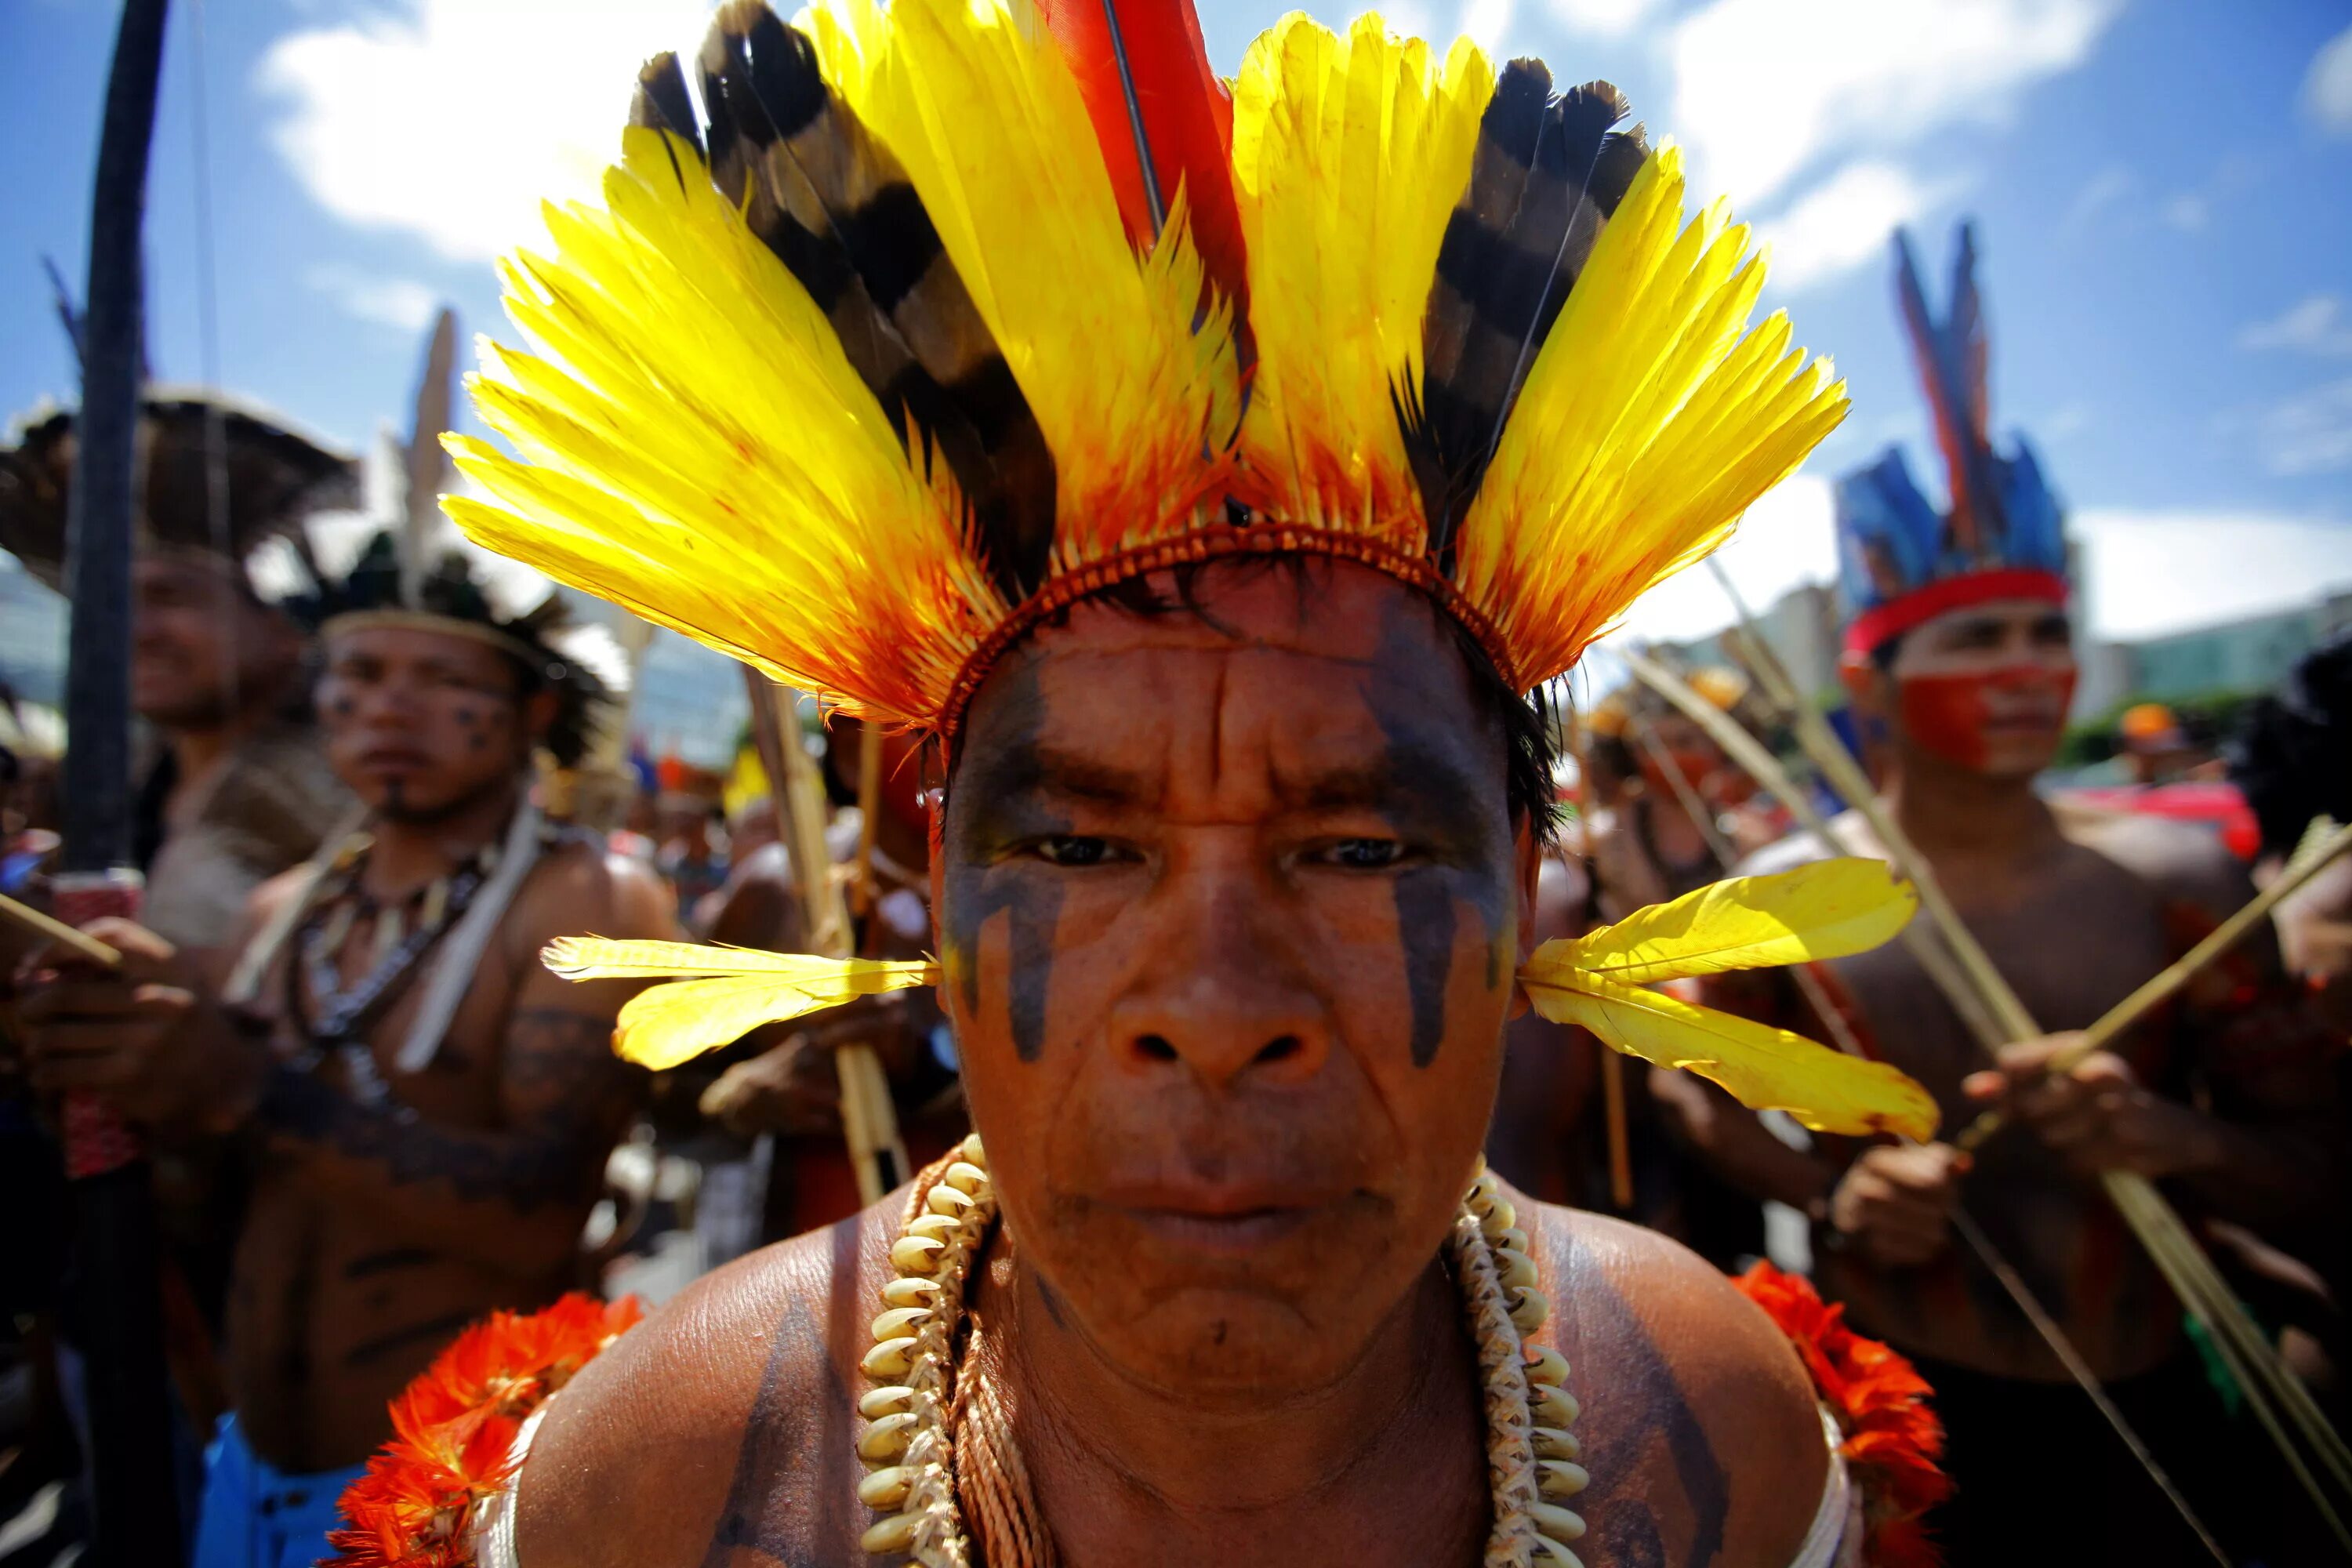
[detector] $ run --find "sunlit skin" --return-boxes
[510,560,1831,1568]
[935,563,1529,1399]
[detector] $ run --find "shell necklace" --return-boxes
[854,1138,1589,1567]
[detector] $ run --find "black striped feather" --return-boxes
[635,2,1056,602]
[1403,64,1648,570]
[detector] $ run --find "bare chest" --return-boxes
[1824,843,2177,1102]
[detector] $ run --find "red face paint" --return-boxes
[1897,665,2077,775]
[1639,748,1717,800]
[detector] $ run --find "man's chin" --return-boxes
[1095,1287,1363,1400]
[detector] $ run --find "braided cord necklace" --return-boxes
[854,1142,1590,1567]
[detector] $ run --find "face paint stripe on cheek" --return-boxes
[1395,866,1457,1068]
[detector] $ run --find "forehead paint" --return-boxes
[1897,665,2076,772]
[942,660,1065,1063]
[1369,622,1511,1068]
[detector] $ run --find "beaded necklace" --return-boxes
[855,1141,1588,1567]
[286,836,498,1099]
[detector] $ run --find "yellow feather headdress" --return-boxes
[445,0,1842,735]
[459,0,1929,1138]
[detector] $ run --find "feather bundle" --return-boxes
[1521,860,1936,1141]
[1457,143,1847,684]
[1035,0,1248,335]
[1404,66,1647,565]
[1835,224,2067,635]
[545,936,936,1069]
[1230,16,1493,551]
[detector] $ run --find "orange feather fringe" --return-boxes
[321,1294,643,1568]
[1734,1262,1951,1568]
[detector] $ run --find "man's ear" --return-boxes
[1514,818,1543,964]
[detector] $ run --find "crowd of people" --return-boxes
[3,4,2349,1566]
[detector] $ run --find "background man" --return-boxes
[0,394,361,963]
[17,535,671,1568]
[1666,225,2346,1565]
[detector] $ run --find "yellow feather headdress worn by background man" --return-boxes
[462,0,1937,1141]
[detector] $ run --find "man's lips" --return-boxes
[358,746,430,773]
[1088,1181,1365,1254]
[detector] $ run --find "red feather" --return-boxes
[1036,0,1248,331]
[1735,1263,1951,1568]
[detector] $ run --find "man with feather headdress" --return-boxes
[1664,225,2347,1566]
[16,495,674,1566]
[0,392,361,965]
[234,1,1992,1562]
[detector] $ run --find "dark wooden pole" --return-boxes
[60,0,183,1560]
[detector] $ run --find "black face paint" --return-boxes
[1366,619,1512,1068]
[942,660,1067,1063]
[329,695,356,718]
[1395,865,1460,1068]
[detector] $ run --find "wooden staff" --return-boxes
[739,670,908,1203]
[1562,702,1635,1212]
[1956,818,2352,1150]
[1699,601,2352,1540]
[1,891,125,967]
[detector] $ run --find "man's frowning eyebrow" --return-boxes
[1281,739,1490,823]
[953,740,1164,818]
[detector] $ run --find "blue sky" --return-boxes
[5,0,2350,649]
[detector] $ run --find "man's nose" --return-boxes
[1105,846,1331,1091]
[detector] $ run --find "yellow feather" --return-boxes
[1456,142,1849,687]
[441,125,997,726]
[542,935,934,985]
[610,963,941,1070]
[1545,858,1917,987]
[806,0,1237,565]
[1230,15,1493,543]
[1530,972,1937,1142]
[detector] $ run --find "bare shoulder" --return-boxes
[509,837,677,952]
[1521,1200,1828,1568]
[514,1202,900,1566]
[2060,802,2251,916]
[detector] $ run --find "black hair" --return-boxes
[2229,633,2352,860]
[956,554,1563,844]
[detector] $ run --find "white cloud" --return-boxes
[1755,160,1954,292]
[1614,472,1840,644]
[304,264,439,332]
[2158,191,2207,232]
[2253,378,2352,477]
[1668,0,2118,207]
[1460,0,1518,54]
[2305,22,2352,136]
[2074,510,2352,638]
[1541,0,1657,38]
[2239,295,2352,357]
[259,0,707,262]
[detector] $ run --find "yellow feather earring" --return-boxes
[546,860,1938,1140]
